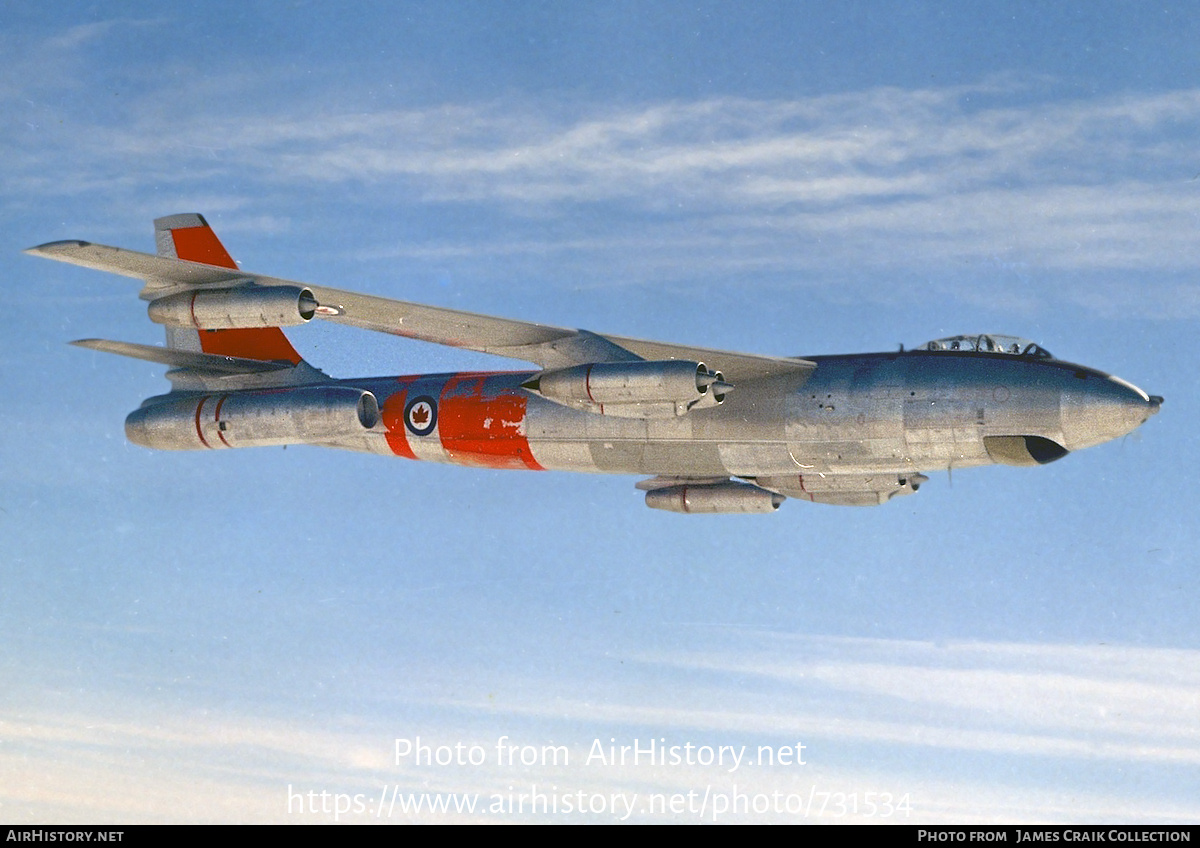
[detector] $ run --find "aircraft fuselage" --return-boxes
[284,349,1157,483]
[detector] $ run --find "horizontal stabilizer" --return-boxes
[71,339,294,373]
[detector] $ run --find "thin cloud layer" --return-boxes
[640,636,1200,764]
[5,635,1197,823]
[7,25,1200,290]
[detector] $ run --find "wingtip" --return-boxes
[25,239,92,256]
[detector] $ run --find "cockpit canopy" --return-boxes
[919,334,1053,359]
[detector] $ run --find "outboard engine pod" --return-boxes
[148,285,318,329]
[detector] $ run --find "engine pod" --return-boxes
[126,386,379,450]
[529,360,709,405]
[148,285,318,329]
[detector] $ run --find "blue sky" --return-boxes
[2,2,1197,823]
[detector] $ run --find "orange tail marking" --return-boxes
[170,221,303,365]
[169,225,237,268]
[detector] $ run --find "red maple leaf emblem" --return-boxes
[410,405,430,425]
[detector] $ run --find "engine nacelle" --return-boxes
[125,386,379,450]
[147,285,318,329]
[645,480,785,514]
[525,360,730,418]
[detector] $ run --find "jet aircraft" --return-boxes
[27,214,1162,513]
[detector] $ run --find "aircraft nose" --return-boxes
[1060,374,1160,450]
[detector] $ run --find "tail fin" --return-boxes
[154,214,304,365]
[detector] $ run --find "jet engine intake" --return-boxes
[147,285,319,329]
[125,386,379,450]
[645,480,785,514]
[983,435,1069,466]
[524,360,731,418]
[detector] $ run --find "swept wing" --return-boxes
[26,240,815,382]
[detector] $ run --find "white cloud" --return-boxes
[637,636,1200,763]
[7,25,1200,314]
[5,636,1197,823]
[15,80,1200,268]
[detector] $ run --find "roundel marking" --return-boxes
[404,395,438,436]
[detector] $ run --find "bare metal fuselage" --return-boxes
[282,349,1157,496]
